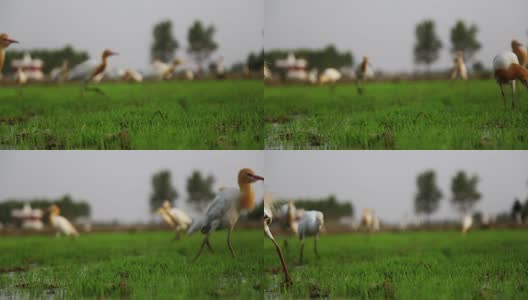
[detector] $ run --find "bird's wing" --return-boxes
[55,216,79,236]
[69,60,98,80]
[170,209,193,225]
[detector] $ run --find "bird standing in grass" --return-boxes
[0,33,18,76]
[70,49,118,96]
[450,51,468,80]
[188,168,263,261]
[493,51,528,110]
[278,200,303,248]
[150,59,182,80]
[512,40,527,68]
[264,193,292,286]
[297,210,324,264]
[357,56,374,94]
[48,204,79,237]
[158,200,192,240]
[461,214,473,234]
[319,68,342,93]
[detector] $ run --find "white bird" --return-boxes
[48,204,79,237]
[50,60,70,83]
[277,200,304,248]
[15,67,27,85]
[0,33,18,76]
[147,59,182,80]
[188,168,264,261]
[121,69,143,82]
[184,69,194,80]
[319,68,341,84]
[69,49,118,82]
[264,62,272,80]
[158,200,192,240]
[450,51,468,80]
[297,210,324,264]
[493,51,528,110]
[264,193,292,285]
[461,214,473,234]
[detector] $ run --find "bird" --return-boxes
[14,66,27,96]
[461,214,473,234]
[512,39,528,67]
[361,208,373,229]
[184,69,194,80]
[319,68,341,84]
[357,56,374,94]
[450,51,468,80]
[70,49,118,83]
[264,62,272,80]
[121,69,143,83]
[493,51,528,110]
[277,200,304,248]
[264,193,292,286]
[149,59,182,80]
[188,168,264,261]
[0,33,18,75]
[50,59,70,83]
[297,210,324,264]
[48,204,79,237]
[158,200,192,240]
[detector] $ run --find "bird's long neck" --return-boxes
[0,49,5,73]
[239,183,255,211]
[100,56,108,70]
[512,64,528,83]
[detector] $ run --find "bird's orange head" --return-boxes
[238,168,264,186]
[162,200,171,209]
[363,56,369,63]
[512,40,523,49]
[49,204,60,215]
[102,49,118,58]
[0,33,18,49]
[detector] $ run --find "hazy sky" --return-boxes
[265,0,528,72]
[265,151,528,223]
[1,151,526,224]
[0,0,263,70]
[0,151,264,223]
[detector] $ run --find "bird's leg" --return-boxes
[206,239,214,253]
[314,235,320,259]
[512,81,516,111]
[192,235,210,262]
[356,80,364,95]
[174,231,181,241]
[227,227,236,258]
[270,236,293,286]
[299,238,305,264]
[499,84,506,110]
[283,238,288,250]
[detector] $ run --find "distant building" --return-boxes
[11,53,45,81]
[275,53,308,81]
[11,203,44,230]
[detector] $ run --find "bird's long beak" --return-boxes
[250,174,264,181]
[4,38,18,44]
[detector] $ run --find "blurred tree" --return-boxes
[5,45,89,74]
[450,171,481,214]
[450,21,481,63]
[512,198,523,223]
[149,170,178,212]
[414,20,443,71]
[247,50,264,72]
[186,170,216,211]
[187,20,218,73]
[522,198,528,221]
[264,45,353,72]
[472,211,483,225]
[150,20,179,63]
[230,62,246,73]
[414,170,443,221]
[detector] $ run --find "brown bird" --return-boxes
[512,39,528,68]
[0,33,19,76]
[70,49,118,82]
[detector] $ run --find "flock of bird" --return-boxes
[264,39,528,110]
[0,33,196,88]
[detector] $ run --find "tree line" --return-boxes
[0,194,90,225]
[414,20,482,71]
[4,45,89,74]
[264,44,354,72]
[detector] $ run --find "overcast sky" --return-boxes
[0,0,263,70]
[265,151,528,223]
[265,0,528,73]
[0,151,264,223]
[1,151,526,224]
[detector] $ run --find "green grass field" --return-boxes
[0,80,263,149]
[0,230,262,299]
[264,80,528,149]
[264,230,528,299]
